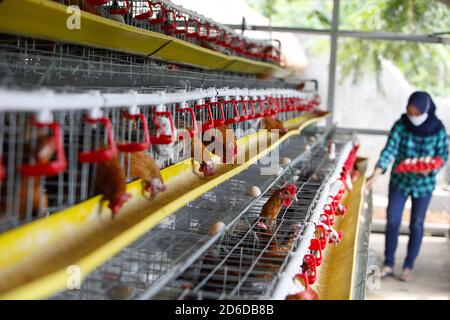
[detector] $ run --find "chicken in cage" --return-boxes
[0,84,325,298]
[0,114,67,223]
[175,102,198,142]
[55,0,103,16]
[147,104,176,166]
[76,110,132,216]
[107,0,132,24]
[160,7,178,35]
[115,109,166,199]
[203,122,238,165]
[44,126,357,301]
[116,110,151,154]
[173,12,189,41]
[197,22,220,52]
[287,272,319,300]
[221,96,241,128]
[264,117,288,136]
[191,133,215,178]
[195,97,226,133]
[186,17,202,46]
[0,0,372,303]
[133,0,156,28]
[156,146,334,299]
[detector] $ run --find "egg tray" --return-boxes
[395,156,444,173]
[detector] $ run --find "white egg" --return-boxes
[281,157,291,165]
[305,144,311,151]
[208,221,226,236]
[247,186,261,197]
[109,14,125,24]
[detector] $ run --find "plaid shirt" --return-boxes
[376,119,449,198]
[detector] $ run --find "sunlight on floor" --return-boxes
[366,233,450,300]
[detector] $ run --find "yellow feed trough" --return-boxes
[0,0,283,75]
[311,158,368,300]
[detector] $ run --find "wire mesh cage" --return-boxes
[150,133,353,300]
[48,129,356,300]
[0,5,326,299]
[0,84,320,232]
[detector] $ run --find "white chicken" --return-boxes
[154,116,177,165]
[351,132,360,148]
[109,14,126,24]
[318,222,342,245]
[329,180,344,198]
[328,141,336,160]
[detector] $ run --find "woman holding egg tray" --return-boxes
[366,91,448,282]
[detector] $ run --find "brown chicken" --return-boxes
[260,183,298,227]
[17,135,57,219]
[204,124,238,164]
[18,177,49,220]
[253,220,301,279]
[255,221,288,258]
[285,288,319,300]
[122,151,165,199]
[190,220,301,291]
[95,155,131,217]
[264,116,288,135]
[0,135,55,219]
[191,135,215,177]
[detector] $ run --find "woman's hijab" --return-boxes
[401,91,444,136]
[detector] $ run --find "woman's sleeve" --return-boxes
[375,121,403,174]
[436,128,449,166]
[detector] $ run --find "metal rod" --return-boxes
[225,26,446,44]
[332,126,450,139]
[326,0,340,127]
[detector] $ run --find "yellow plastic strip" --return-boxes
[348,159,368,299]
[0,112,328,300]
[221,57,275,75]
[0,0,170,56]
[0,0,282,75]
[311,158,368,300]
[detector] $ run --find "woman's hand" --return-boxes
[366,167,383,191]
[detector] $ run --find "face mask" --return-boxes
[407,95,430,126]
[407,113,428,126]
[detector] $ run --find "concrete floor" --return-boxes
[366,233,450,300]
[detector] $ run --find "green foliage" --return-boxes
[246,0,450,97]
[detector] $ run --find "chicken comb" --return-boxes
[256,220,268,229]
[284,183,297,195]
